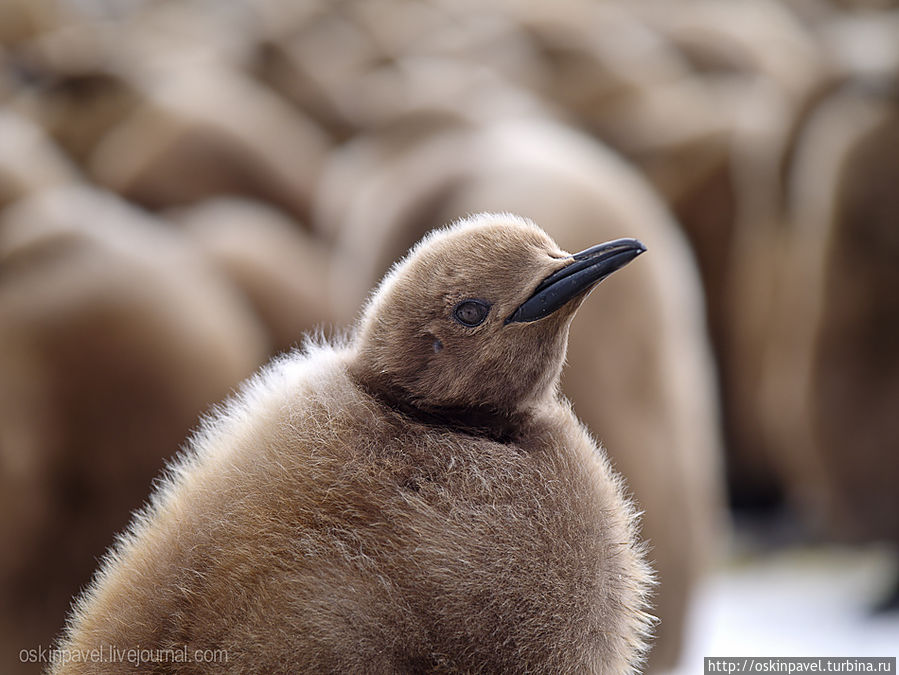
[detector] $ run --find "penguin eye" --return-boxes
[452,299,491,327]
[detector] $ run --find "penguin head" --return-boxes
[351,213,645,426]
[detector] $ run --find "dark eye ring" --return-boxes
[452,299,491,327]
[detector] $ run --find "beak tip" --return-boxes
[507,237,647,324]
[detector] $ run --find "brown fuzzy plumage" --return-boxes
[54,214,653,674]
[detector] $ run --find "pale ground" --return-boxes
[671,543,899,673]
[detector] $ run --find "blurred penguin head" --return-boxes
[352,213,645,420]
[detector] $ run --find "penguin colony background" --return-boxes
[1,0,897,673]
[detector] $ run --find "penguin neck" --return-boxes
[350,369,531,445]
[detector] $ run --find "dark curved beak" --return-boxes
[506,238,647,324]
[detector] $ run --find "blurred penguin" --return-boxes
[88,66,330,226]
[759,82,899,586]
[0,109,78,209]
[0,186,268,672]
[170,197,336,355]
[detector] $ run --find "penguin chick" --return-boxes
[55,213,653,674]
